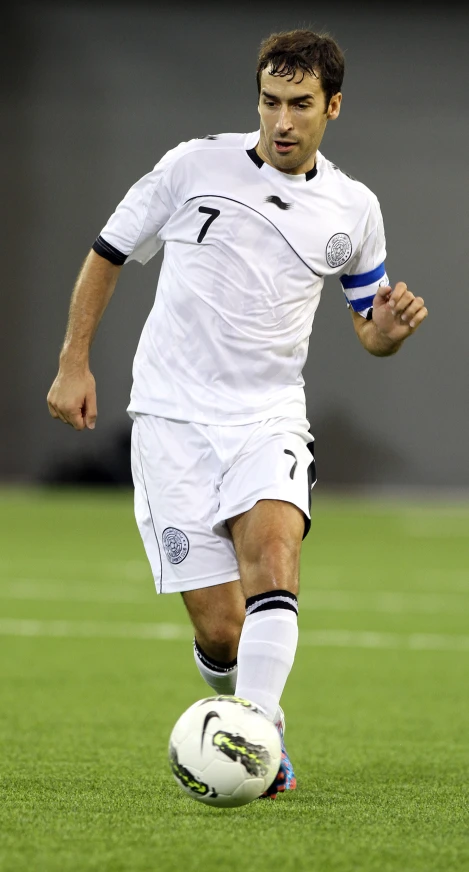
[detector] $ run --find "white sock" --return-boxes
[235,591,298,721]
[193,638,238,695]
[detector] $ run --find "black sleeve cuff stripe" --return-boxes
[92,235,128,266]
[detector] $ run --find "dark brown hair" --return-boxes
[256,29,345,108]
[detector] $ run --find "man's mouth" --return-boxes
[274,140,297,154]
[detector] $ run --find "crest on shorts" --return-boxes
[162,527,190,564]
[326,233,352,268]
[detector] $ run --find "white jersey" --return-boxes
[94,131,388,424]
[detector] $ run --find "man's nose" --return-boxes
[276,106,294,132]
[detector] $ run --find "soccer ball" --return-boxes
[168,695,281,808]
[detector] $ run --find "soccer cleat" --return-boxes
[260,706,297,799]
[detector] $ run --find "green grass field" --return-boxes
[1,488,469,872]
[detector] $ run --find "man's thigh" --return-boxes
[131,414,239,594]
[218,416,316,600]
[213,416,316,538]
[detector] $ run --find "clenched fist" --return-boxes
[47,366,97,431]
[372,282,428,343]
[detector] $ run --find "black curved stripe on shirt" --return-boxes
[184,195,322,278]
[92,234,128,266]
[246,147,317,181]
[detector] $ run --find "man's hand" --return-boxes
[352,281,428,356]
[47,366,97,431]
[372,282,428,343]
[46,250,121,430]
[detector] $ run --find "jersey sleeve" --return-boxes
[339,194,388,319]
[92,144,185,266]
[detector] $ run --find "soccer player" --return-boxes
[47,30,428,798]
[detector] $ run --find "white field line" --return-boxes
[2,564,469,591]
[403,526,469,538]
[0,559,150,581]
[1,560,469,589]
[400,506,469,519]
[0,580,153,604]
[397,507,469,537]
[1,619,469,651]
[2,581,469,615]
[300,590,469,614]
[0,619,189,640]
[412,569,469,591]
[300,630,469,651]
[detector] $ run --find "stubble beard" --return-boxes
[260,132,305,174]
[268,137,316,175]
[259,121,320,175]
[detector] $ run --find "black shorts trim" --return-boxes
[303,440,317,539]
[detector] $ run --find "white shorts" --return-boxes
[130,414,316,594]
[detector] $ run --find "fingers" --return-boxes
[47,401,68,425]
[407,305,428,330]
[399,297,426,325]
[374,283,392,302]
[46,392,87,430]
[388,282,428,329]
[84,392,97,430]
[46,370,96,431]
[51,402,86,429]
[69,411,87,431]
[388,282,414,314]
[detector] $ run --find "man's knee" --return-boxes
[196,616,243,663]
[246,533,300,566]
[228,500,303,598]
[240,535,301,598]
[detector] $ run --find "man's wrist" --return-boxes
[59,343,90,370]
[365,321,403,357]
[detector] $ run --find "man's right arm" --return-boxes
[47,143,185,430]
[47,250,122,430]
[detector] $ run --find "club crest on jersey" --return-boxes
[162,527,190,564]
[326,233,352,268]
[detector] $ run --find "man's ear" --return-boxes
[327,92,342,120]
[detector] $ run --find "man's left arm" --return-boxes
[352,281,428,357]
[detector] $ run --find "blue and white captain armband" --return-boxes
[340,262,389,319]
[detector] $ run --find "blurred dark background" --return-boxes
[2,0,467,491]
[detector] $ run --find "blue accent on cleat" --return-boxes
[260,708,297,799]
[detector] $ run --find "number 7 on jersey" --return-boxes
[197,206,221,243]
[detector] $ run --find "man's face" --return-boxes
[257,66,341,174]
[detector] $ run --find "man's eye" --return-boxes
[265,101,276,107]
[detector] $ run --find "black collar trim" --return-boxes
[246,147,264,169]
[246,147,318,181]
